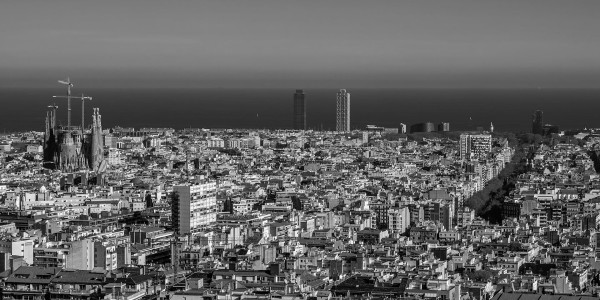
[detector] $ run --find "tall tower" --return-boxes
[293,89,306,130]
[172,182,217,235]
[89,108,104,171]
[336,89,350,132]
[532,110,543,134]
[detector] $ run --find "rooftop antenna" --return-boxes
[56,77,74,129]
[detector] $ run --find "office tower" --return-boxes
[399,123,407,134]
[532,110,543,134]
[336,89,351,132]
[410,122,435,133]
[172,181,218,235]
[293,89,306,130]
[437,122,450,132]
[460,133,492,160]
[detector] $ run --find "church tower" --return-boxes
[89,108,104,171]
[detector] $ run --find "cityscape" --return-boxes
[2,1,600,300]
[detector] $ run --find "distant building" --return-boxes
[542,124,560,136]
[293,89,306,130]
[365,125,398,135]
[460,133,492,160]
[410,122,435,133]
[336,89,351,132]
[437,122,450,132]
[399,123,407,134]
[172,182,218,235]
[532,110,543,134]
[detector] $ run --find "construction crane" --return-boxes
[79,94,92,133]
[53,93,92,134]
[56,77,74,129]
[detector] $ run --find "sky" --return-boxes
[1,0,599,88]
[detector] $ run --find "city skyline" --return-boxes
[1,0,600,89]
[1,1,600,298]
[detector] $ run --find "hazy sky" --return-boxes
[1,0,599,88]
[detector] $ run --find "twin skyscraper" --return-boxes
[293,89,351,132]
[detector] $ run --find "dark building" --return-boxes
[410,122,435,133]
[293,89,306,130]
[532,110,543,134]
[542,124,560,136]
[437,122,450,132]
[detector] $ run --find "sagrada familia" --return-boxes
[43,83,105,172]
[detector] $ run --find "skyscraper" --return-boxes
[293,89,306,130]
[336,89,350,132]
[532,110,543,134]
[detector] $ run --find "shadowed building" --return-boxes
[532,109,543,134]
[293,89,306,130]
[410,122,435,133]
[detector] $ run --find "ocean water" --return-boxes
[0,87,599,133]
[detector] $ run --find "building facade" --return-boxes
[172,182,218,235]
[460,133,492,160]
[438,122,450,132]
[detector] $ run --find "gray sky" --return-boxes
[1,0,599,88]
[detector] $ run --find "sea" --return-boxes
[1,87,599,133]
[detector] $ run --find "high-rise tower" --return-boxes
[532,110,543,134]
[172,182,218,235]
[336,89,350,132]
[293,89,306,130]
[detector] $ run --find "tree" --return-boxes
[465,270,493,282]
[145,193,154,208]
